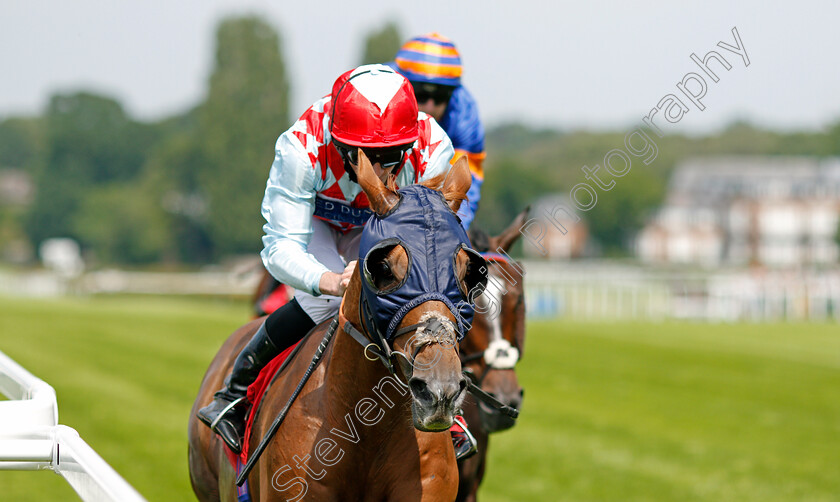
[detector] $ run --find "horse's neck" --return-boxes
[325,323,405,412]
[322,306,412,449]
[326,280,412,435]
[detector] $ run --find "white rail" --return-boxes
[0,350,146,501]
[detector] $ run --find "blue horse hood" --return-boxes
[358,185,481,341]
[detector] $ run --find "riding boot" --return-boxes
[451,414,478,460]
[197,322,279,454]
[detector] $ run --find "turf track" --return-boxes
[0,296,837,501]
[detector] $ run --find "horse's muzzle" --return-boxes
[408,375,468,431]
[479,388,523,433]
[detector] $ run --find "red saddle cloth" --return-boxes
[258,284,292,315]
[223,341,301,468]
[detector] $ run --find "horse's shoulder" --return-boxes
[253,319,334,412]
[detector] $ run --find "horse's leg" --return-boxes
[187,442,218,502]
[456,454,480,502]
[454,393,481,502]
[388,430,459,502]
[189,414,232,502]
[216,460,241,502]
[189,321,262,501]
[189,378,225,502]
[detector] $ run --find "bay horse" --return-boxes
[189,154,487,501]
[456,211,529,502]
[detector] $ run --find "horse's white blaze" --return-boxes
[483,271,505,343]
[475,269,518,369]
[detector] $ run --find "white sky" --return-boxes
[2,0,838,134]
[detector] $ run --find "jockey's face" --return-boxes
[417,98,448,122]
[335,141,409,183]
[371,162,395,182]
[411,82,454,123]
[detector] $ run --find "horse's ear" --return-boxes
[442,155,471,213]
[356,148,400,215]
[489,206,530,252]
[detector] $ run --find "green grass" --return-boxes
[0,295,243,501]
[478,321,840,502]
[0,296,838,501]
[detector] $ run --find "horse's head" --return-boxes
[342,151,487,432]
[461,210,529,432]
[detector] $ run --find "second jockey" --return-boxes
[390,32,486,231]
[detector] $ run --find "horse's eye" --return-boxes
[363,240,409,294]
[375,261,393,279]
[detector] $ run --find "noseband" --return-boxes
[461,338,521,383]
[344,295,460,383]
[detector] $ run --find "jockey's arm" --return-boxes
[260,132,331,296]
[453,149,485,230]
[440,86,485,231]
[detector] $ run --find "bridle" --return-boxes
[460,253,523,386]
[343,293,460,384]
[343,295,519,420]
[461,338,521,386]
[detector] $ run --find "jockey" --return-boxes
[389,32,485,231]
[198,64,478,460]
[252,33,484,316]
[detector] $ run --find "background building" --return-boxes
[637,156,840,267]
[523,195,589,260]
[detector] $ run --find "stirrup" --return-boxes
[198,395,249,454]
[210,397,245,430]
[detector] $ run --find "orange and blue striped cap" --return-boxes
[394,33,462,87]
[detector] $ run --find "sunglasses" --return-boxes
[334,141,410,169]
[411,82,455,105]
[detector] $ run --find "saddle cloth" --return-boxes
[223,340,302,468]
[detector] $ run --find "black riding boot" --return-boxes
[197,322,278,454]
[197,298,315,454]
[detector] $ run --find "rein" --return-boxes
[457,251,522,417]
[236,316,339,487]
[459,345,521,420]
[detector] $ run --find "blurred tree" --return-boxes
[0,117,43,169]
[0,117,43,263]
[197,16,289,257]
[482,126,668,255]
[142,130,213,263]
[72,183,169,264]
[359,21,403,65]
[823,120,840,157]
[473,158,546,235]
[584,166,664,255]
[25,92,157,247]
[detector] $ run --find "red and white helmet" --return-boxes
[329,64,419,148]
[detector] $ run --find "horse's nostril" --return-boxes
[458,378,468,394]
[511,389,524,408]
[409,378,435,405]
